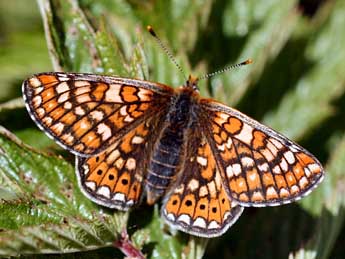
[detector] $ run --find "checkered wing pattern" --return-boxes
[162,129,243,237]
[200,100,324,207]
[22,70,325,238]
[76,116,163,210]
[23,73,173,156]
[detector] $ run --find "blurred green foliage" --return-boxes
[0,0,344,258]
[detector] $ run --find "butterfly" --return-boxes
[22,71,324,238]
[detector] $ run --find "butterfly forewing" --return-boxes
[162,129,243,238]
[200,100,324,207]
[23,72,173,156]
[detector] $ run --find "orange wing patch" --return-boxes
[162,132,243,238]
[76,118,155,210]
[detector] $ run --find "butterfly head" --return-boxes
[185,75,199,92]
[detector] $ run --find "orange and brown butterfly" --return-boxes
[22,27,324,238]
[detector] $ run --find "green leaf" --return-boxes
[14,128,59,152]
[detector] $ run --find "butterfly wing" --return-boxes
[199,99,324,207]
[23,72,173,156]
[76,115,164,210]
[162,129,243,238]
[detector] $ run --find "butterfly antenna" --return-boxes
[147,25,187,81]
[198,59,253,81]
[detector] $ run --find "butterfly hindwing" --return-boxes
[162,129,243,238]
[76,116,163,210]
[23,72,173,156]
[200,100,324,207]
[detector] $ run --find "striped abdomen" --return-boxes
[145,91,193,203]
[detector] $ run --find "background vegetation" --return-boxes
[0,0,344,258]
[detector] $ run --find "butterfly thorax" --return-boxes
[145,84,200,204]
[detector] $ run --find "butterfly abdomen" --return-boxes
[145,91,195,204]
